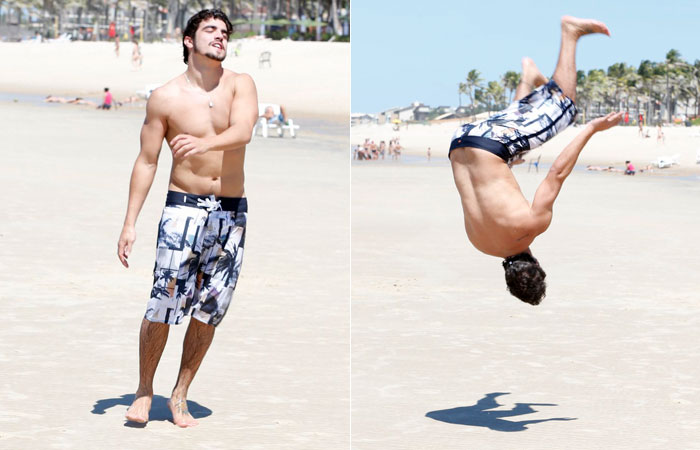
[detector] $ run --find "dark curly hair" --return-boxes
[502,252,546,305]
[182,9,233,64]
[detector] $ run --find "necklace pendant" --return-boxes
[209,100,214,108]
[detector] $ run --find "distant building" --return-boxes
[394,105,416,122]
[351,113,376,126]
[435,106,454,114]
[373,103,470,124]
[413,104,432,121]
[455,106,470,116]
[378,107,400,124]
[434,106,469,121]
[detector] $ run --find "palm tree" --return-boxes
[464,69,483,119]
[607,62,631,112]
[691,60,700,117]
[502,70,520,103]
[486,80,504,116]
[473,87,486,117]
[585,68,608,116]
[575,70,589,122]
[663,49,684,122]
[457,82,467,107]
[637,60,657,124]
[624,70,641,119]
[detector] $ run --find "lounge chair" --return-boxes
[253,103,300,138]
[654,154,680,169]
[259,51,271,68]
[135,83,161,99]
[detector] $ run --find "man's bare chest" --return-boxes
[166,95,233,138]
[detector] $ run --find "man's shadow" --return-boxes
[426,392,576,432]
[91,394,212,428]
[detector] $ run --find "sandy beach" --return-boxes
[0,38,349,120]
[352,158,700,449]
[352,119,700,176]
[0,37,349,448]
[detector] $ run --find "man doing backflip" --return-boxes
[449,16,622,306]
[117,9,258,427]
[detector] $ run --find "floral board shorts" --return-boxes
[145,191,247,327]
[449,79,577,164]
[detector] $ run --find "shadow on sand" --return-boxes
[426,392,576,432]
[91,394,212,428]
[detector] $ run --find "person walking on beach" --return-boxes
[117,9,258,427]
[132,39,143,69]
[449,16,622,305]
[656,123,665,144]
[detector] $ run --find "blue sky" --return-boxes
[351,0,700,113]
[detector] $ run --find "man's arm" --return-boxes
[530,111,623,232]
[170,74,259,159]
[117,91,168,268]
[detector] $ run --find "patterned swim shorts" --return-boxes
[145,191,247,327]
[449,79,577,163]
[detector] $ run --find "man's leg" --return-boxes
[126,318,170,423]
[552,16,610,102]
[514,57,548,101]
[167,317,215,428]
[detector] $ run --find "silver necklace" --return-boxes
[185,74,213,108]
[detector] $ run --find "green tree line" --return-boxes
[0,0,349,41]
[459,50,700,124]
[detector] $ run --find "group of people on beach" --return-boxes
[354,137,402,160]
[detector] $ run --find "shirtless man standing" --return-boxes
[117,9,258,427]
[449,16,622,305]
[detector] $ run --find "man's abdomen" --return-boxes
[169,150,246,197]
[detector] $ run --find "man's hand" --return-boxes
[590,111,624,133]
[170,134,211,159]
[118,225,136,268]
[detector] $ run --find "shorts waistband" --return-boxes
[165,190,248,212]
[449,136,510,161]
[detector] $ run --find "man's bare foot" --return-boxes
[167,397,199,428]
[521,57,548,88]
[125,393,152,423]
[561,15,610,38]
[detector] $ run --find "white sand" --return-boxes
[352,159,700,449]
[352,120,700,174]
[0,39,349,448]
[0,38,349,119]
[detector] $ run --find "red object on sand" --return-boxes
[109,22,116,38]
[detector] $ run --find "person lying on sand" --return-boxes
[449,15,621,305]
[44,95,98,107]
